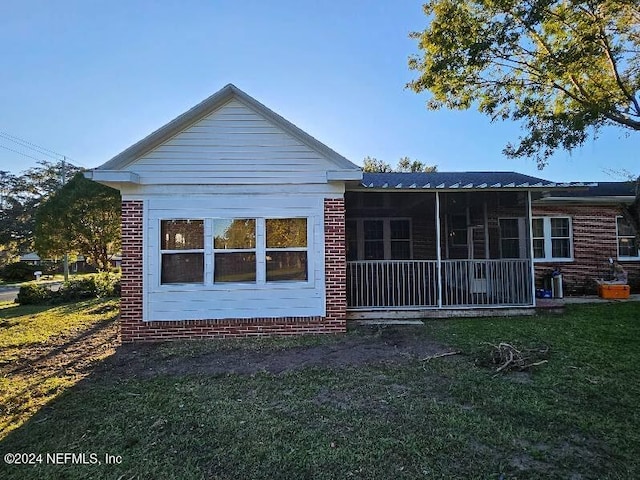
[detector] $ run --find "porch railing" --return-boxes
[346,259,533,309]
[347,260,438,309]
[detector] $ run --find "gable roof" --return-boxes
[94,84,361,176]
[354,172,595,190]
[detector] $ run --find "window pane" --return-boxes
[619,238,639,257]
[214,253,256,283]
[551,238,570,258]
[161,253,204,284]
[500,219,519,238]
[390,220,410,240]
[214,219,256,249]
[551,218,569,237]
[363,220,383,240]
[364,241,384,260]
[266,218,307,248]
[532,218,544,238]
[161,220,204,250]
[501,239,520,258]
[391,241,411,260]
[533,239,545,259]
[266,251,308,281]
[617,217,637,237]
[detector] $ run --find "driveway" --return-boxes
[0,288,18,303]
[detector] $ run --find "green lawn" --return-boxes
[1,301,639,479]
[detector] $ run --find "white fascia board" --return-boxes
[326,170,364,181]
[535,195,635,205]
[84,170,140,184]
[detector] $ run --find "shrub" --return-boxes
[16,284,54,305]
[15,273,121,305]
[0,262,38,282]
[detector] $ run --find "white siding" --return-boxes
[130,99,338,185]
[144,194,326,321]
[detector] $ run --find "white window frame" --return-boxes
[159,219,205,285]
[349,217,413,260]
[532,216,573,262]
[265,217,309,283]
[498,217,528,259]
[616,216,640,261]
[157,217,313,288]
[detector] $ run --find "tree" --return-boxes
[397,157,438,172]
[363,156,438,173]
[35,173,121,271]
[408,0,640,237]
[0,161,83,257]
[362,156,393,173]
[408,0,640,164]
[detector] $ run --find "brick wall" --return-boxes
[533,204,640,294]
[119,198,347,342]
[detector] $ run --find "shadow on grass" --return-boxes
[0,309,119,443]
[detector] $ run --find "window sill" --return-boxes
[533,258,574,263]
[153,281,315,293]
[618,257,640,262]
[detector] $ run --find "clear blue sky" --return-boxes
[1,0,638,182]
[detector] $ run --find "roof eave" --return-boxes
[84,170,140,184]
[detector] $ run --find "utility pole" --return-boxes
[61,157,69,282]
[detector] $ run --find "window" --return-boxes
[160,217,310,286]
[266,218,308,281]
[532,217,572,261]
[347,218,412,260]
[448,214,467,246]
[499,218,521,258]
[617,216,639,259]
[160,220,204,284]
[213,219,256,283]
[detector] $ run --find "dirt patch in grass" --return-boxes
[100,326,455,378]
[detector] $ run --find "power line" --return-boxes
[0,131,66,159]
[0,143,46,163]
[0,130,87,168]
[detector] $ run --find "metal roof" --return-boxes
[356,172,595,190]
[542,181,637,197]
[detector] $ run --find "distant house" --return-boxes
[86,84,638,342]
[18,252,42,265]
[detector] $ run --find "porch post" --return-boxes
[527,191,537,307]
[436,191,443,308]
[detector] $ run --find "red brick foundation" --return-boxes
[533,204,640,294]
[119,198,347,342]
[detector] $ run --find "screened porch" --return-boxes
[345,190,535,310]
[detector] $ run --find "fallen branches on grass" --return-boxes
[482,342,549,373]
[420,351,461,361]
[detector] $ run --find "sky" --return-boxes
[1,0,638,182]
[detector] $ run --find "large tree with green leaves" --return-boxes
[35,173,121,271]
[0,161,83,260]
[408,0,640,235]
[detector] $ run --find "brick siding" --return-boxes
[119,198,347,342]
[533,204,640,294]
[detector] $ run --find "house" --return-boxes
[532,182,639,293]
[87,84,638,342]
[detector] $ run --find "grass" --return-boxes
[0,301,639,479]
[0,299,119,439]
